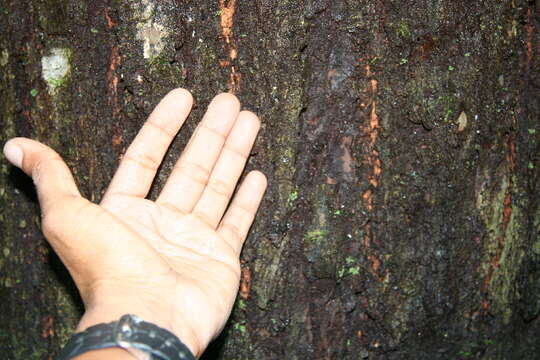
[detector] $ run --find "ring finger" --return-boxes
[191,111,260,227]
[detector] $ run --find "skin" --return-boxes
[2,89,267,359]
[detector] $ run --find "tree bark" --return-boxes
[1,0,538,359]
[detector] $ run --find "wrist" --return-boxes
[78,298,202,358]
[61,314,196,360]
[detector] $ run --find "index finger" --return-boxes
[102,88,193,201]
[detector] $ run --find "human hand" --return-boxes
[3,89,267,357]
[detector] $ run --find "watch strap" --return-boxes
[56,314,195,360]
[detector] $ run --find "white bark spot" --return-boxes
[137,22,168,59]
[457,111,468,132]
[134,0,169,60]
[0,49,8,67]
[41,48,71,93]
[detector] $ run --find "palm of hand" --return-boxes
[107,196,239,276]
[101,195,241,346]
[6,90,266,357]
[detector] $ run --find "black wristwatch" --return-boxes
[56,314,195,360]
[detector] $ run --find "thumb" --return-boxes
[3,138,82,213]
[4,138,115,296]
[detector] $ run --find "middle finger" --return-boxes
[156,93,240,213]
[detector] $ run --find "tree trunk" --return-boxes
[1,0,538,359]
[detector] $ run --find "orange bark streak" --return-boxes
[240,266,252,299]
[219,0,240,93]
[362,66,381,217]
[526,8,534,64]
[361,63,383,279]
[106,45,121,118]
[368,255,381,273]
[104,8,115,29]
[41,315,54,338]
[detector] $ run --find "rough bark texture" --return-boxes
[1,0,539,359]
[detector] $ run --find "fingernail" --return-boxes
[3,141,23,168]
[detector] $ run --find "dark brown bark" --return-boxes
[1,0,539,359]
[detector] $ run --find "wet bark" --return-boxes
[1,0,538,359]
